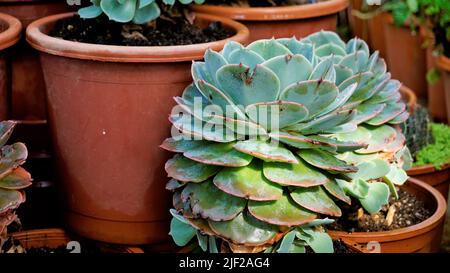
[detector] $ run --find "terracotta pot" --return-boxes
[399,85,418,110]
[0,12,21,120]
[10,228,143,253]
[408,164,450,201]
[367,12,388,60]
[26,12,249,245]
[329,178,447,253]
[191,0,349,42]
[383,14,427,99]
[0,0,74,152]
[436,55,450,123]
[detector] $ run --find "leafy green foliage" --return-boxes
[415,123,450,169]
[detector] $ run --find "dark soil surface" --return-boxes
[305,240,359,253]
[50,14,233,46]
[329,189,432,232]
[207,0,324,7]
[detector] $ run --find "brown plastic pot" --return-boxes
[383,14,427,99]
[26,12,249,245]
[408,164,450,201]
[191,0,349,42]
[329,178,447,253]
[0,12,21,120]
[10,228,143,253]
[436,55,450,123]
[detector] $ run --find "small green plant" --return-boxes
[162,31,410,253]
[79,0,205,24]
[0,121,31,252]
[415,123,450,169]
[401,104,433,158]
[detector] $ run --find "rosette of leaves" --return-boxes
[79,0,206,24]
[162,31,410,253]
[0,121,31,251]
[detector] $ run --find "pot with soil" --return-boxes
[328,178,446,253]
[0,12,21,120]
[191,0,349,42]
[26,9,248,245]
[3,229,143,253]
[403,106,450,200]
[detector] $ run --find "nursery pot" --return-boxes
[383,14,427,99]
[191,0,348,42]
[408,164,450,201]
[399,85,417,110]
[26,12,249,245]
[0,12,21,120]
[10,228,143,253]
[329,178,447,253]
[436,55,450,123]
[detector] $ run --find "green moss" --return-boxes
[414,123,450,169]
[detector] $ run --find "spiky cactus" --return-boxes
[162,31,410,253]
[0,121,31,251]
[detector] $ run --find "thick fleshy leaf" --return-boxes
[0,167,32,190]
[216,64,280,107]
[245,101,309,129]
[294,109,355,135]
[277,38,314,62]
[246,39,292,60]
[316,83,357,117]
[356,125,396,154]
[384,165,408,186]
[132,1,160,24]
[338,72,372,98]
[348,73,390,103]
[169,217,196,246]
[184,142,252,167]
[297,149,358,173]
[100,0,137,23]
[0,121,16,147]
[336,178,369,199]
[389,111,409,125]
[323,180,351,204]
[332,126,371,146]
[0,143,28,179]
[0,188,24,213]
[366,80,401,104]
[160,138,205,153]
[309,57,336,82]
[263,54,313,91]
[366,102,406,126]
[383,129,406,153]
[339,50,369,73]
[268,132,336,151]
[334,64,353,85]
[297,228,334,253]
[181,181,246,221]
[166,179,184,191]
[248,194,317,226]
[304,135,367,153]
[165,155,220,183]
[208,212,278,246]
[352,103,386,124]
[346,38,370,56]
[276,231,296,253]
[213,160,283,201]
[290,186,341,217]
[263,157,330,187]
[280,80,338,119]
[360,182,390,213]
[315,43,346,57]
[192,62,214,88]
[204,49,228,85]
[304,31,346,49]
[347,159,391,181]
[207,115,267,137]
[228,48,265,68]
[221,41,244,61]
[233,140,298,164]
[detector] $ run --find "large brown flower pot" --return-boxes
[26,12,249,245]
[0,12,21,120]
[329,178,447,253]
[9,228,143,253]
[408,164,450,201]
[437,55,450,123]
[383,14,427,99]
[191,0,348,42]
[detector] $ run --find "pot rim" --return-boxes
[10,228,144,253]
[407,163,450,175]
[399,85,417,110]
[26,12,249,63]
[190,0,349,21]
[437,55,450,72]
[0,12,22,51]
[328,178,447,242]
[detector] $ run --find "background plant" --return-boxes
[162,31,410,253]
[79,0,205,24]
[414,123,450,169]
[0,121,31,252]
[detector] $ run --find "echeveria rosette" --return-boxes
[79,0,206,24]
[0,121,31,251]
[162,31,411,253]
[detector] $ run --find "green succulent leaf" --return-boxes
[297,227,334,253]
[184,142,253,167]
[297,149,358,173]
[165,155,220,183]
[323,180,351,205]
[245,101,309,129]
[276,231,296,253]
[246,39,292,60]
[360,182,390,213]
[0,121,15,147]
[0,188,24,214]
[0,143,28,179]
[0,167,33,190]
[290,186,342,217]
[233,140,298,164]
[169,216,196,247]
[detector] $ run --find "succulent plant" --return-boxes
[401,104,433,159]
[79,0,205,24]
[0,121,31,251]
[162,31,410,253]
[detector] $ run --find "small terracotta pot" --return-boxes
[26,12,249,245]
[329,178,447,253]
[399,85,418,110]
[10,228,143,253]
[0,12,21,120]
[383,14,427,99]
[436,55,450,123]
[367,12,388,60]
[191,0,349,42]
[408,164,450,201]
